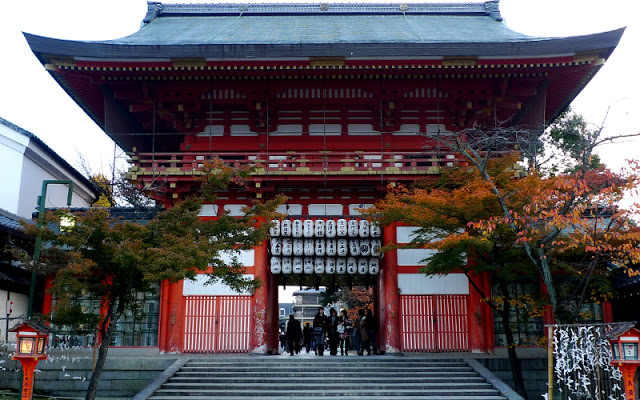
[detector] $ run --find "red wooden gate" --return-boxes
[401,294,469,352]
[183,295,251,353]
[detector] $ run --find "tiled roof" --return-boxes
[23,1,624,60]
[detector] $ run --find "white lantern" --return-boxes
[359,220,370,237]
[348,220,359,237]
[360,239,371,256]
[369,258,380,275]
[282,238,293,256]
[326,239,337,256]
[314,219,326,237]
[350,239,361,256]
[315,239,326,256]
[337,239,349,257]
[337,219,348,236]
[270,238,282,256]
[304,239,315,256]
[270,256,282,274]
[292,219,303,238]
[293,239,304,256]
[303,257,314,274]
[336,257,347,274]
[282,257,293,274]
[314,257,325,274]
[347,257,358,274]
[269,220,281,237]
[358,258,368,275]
[370,222,381,238]
[326,257,336,274]
[281,219,292,236]
[325,220,337,238]
[293,257,303,274]
[371,239,382,256]
[303,219,314,238]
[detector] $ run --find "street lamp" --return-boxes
[9,320,55,400]
[28,180,74,318]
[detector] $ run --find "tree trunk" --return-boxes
[496,278,527,398]
[85,307,118,400]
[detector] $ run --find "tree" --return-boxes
[366,164,537,396]
[15,160,284,400]
[366,116,640,396]
[420,115,640,319]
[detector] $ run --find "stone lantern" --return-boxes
[9,320,55,400]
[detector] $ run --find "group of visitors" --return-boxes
[282,307,378,356]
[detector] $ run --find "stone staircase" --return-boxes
[145,356,510,399]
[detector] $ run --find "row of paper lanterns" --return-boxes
[270,218,381,238]
[270,256,380,275]
[270,238,381,257]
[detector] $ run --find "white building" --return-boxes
[0,116,98,341]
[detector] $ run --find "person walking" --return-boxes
[365,309,378,355]
[285,314,302,355]
[303,322,313,353]
[326,308,340,356]
[339,309,353,356]
[354,308,368,356]
[313,307,328,356]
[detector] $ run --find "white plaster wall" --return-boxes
[219,249,255,267]
[17,156,91,219]
[397,226,420,244]
[0,290,29,343]
[397,248,436,266]
[398,273,469,295]
[183,274,255,296]
[0,124,27,214]
[308,204,343,215]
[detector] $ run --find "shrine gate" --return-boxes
[26,1,622,353]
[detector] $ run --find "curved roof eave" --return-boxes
[24,27,625,62]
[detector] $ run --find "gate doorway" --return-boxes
[400,294,469,352]
[183,295,251,353]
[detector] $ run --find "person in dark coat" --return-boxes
[303,322,313,353]
[286,314,302,355]
[339,309,353,356]
[365,309,378,355]
[354,308,368,356]
[313,307,328,356]
[326,308,341,356]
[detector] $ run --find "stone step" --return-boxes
[162,382,494,390]
[145,358,508,400]
[179,366,474,372]
[151,388,502,397]
[168,376,487,383]
[149,397,508,400]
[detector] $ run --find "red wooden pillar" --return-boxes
[250,239,269,353]
[603,301,613,323]
[159,280,184,353]
[468,272,488,353]
[382,222,401,353]
[41,276,54,319]
[540,280,554,325]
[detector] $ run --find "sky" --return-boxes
[1,0,638,176]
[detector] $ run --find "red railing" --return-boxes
[129,150,465,178]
